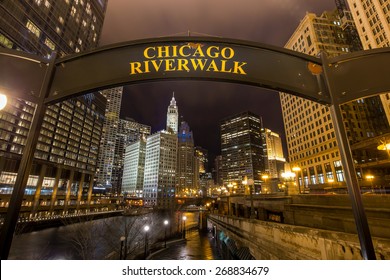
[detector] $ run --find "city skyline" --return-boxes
[99,0,337,159]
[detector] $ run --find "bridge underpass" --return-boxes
[208,194,390,259]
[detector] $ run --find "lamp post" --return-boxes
[242,177,255,219]
[366,175,374,192]
[119,236,125,260]
[281,171,298,195]
[182,216,187,239]
[144,225,150,259]
[164,220,169,248]
[292,166,301,194]
[261,174,269,194]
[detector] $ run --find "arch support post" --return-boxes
[321,53,376,260]
[0,54,57,260]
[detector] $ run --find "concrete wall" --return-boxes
[217,194,390,239]
[208,214,390,260]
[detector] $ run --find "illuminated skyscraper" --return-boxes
[262,128,286,179]
[166,93,179,134]
[345,0,390,122]
[96,87,123,191]
[177,121,195,197]
[113,118,151,194]
[143,131,177,209]
[0,0,109,218]
[194,146,208,196]
[220,111,265,192]
[0,0,107,57]
[122,138,147,197]
[280,8,390,190]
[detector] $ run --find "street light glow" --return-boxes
[144,225,150,232]
[281,171,296,179]
[0,93,7,110]
[164,220,169,225]
[182,216,187,221]
[292,166,301,172]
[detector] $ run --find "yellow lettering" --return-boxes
[220,60,232,73]
[190,59,208,71]
[144,47,155,59]
[177,59,190,71]
[179,45,191,57]
[130,62,143,75]
[151,60,164,71]
[206,46,219,58]
[192,45,205,57]
[157,46,170,58]
[206,60,220,72]
[165,59,176,71]
[172,45,178,57]
[221,47,234,59]
[144,60,150,73]
[233,61,247,75]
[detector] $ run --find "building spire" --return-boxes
[167,92,179,134]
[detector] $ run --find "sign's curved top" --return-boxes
[1,36,390,106]
[47,36,329,105]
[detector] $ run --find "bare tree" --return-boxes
[61,217,103,260]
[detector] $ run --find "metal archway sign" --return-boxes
[1,37,390,260]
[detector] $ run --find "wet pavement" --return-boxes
[149,228,221,260]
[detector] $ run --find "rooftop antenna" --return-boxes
[188,30,191,36]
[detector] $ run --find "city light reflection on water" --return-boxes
[8,212,219,260]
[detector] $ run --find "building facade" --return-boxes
[194,146,208,197]
[122,138,147,197]
[143,131,177,209]
[112,118,151,194]
[95,87,123,192]
[220,111,265,193]
[280,8,390,191]
[0,0,107,57]
[177,121,195,197]
[345,0,390,121]
[0,0,110,219]
[262,128,286,179]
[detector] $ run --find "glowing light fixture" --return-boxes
[0,93,7,110]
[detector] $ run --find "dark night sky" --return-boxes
[99,0,337,163]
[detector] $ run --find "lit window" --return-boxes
[44,38,55,50]
[0,34,13,48]
[59,16,64,24]
[71,6,77,16]
[45,0,50,8]
[35,0,42,5]
[26,20,41,38]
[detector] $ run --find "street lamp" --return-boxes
[119,236,125,260]
[0,93,7,110]
[292,166,301,193]
[144,225,150,259]
[164,220,169,248]
[366,175,374,192]
[261,174,269,194]
[242,177,255,219]
[182,215,187,239]
[281,171,298,195]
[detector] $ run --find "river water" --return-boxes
[8,212,220,260]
